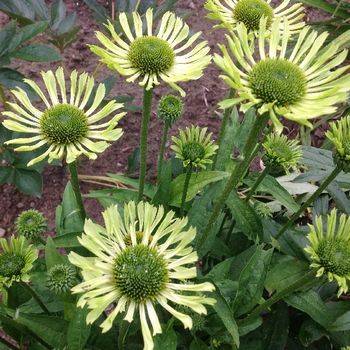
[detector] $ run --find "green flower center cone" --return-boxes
[317,239,350,277]
[233,0,274,31]
[0,253,25,277]
[249,58,307,107]
[128,36,175,75]
[182,142,206,164]
[114,244,168,302]
[40,104,88,145]
[47,264,76,294]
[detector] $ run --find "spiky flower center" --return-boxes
[316,239,350,277]
[158,95,183,124]
[182,142,206,163]
[249,58,307,107]
[114,244,168,302]
[233,0,274,31]
[128,36,175,75]
[16,210,46,240]
[40,104,88,145]
[0,253,25,277]
[47,264,76,294]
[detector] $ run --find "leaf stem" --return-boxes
[138,88,153,202]
[239,271,316,324]
[20,282,50,315]
[245,166,270,202]
[180,166,193,216]
[275,165,342,240]
[68,161,86,221]
[0,336,19,350]
[197,112,270,251]
[157,122,170,183]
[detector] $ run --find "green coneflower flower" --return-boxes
[262,133,302,173]
[205,0,305,34]
[2,67,125,166]
[68,201,216,350]
[254,202,272,218]
[15,209,47,242]
[171,126,218,169]
[90,9,211,96]
[0,236,38,288]
[326,115,350,173]
[305,209,350,297]
[47,264,77,295]
[157,95,183,125]
[214,19,350,131]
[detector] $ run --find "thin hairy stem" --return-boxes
[275,165,342,240]
[180,166,193,216]
[68,161,86,221]
[20,282,50,315]
[157,122,170,183]
[245,166,270,201]
[138,88,153,202]
[197,112,270,251]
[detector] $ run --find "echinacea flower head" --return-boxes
[68,201,216,350]
[15,209,47,242]
[47,264,77,295]
[326,115,350,173]
[214,19,350,131]
[2,67,125,166]
[90,9,211,96]
[205,0,304,34]
[171,126,218,169]
[157,95,183,125]
[305,209,350,297]
[262,133,302,173]
[0,236,38,288]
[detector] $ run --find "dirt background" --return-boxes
[0,0,329,234]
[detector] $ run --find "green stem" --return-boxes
[138,88,153,202]
[240,271,316,324]
[68,161,86,221]
[20,282,50,315]
[157,122,170,183]
[197,113,270,251]
[180,166,193,216]
[213,89,234,168]
[245,166,270,202]
[275,165,342,240]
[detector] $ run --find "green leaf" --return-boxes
[329,310,350,332]
[285,290,333,328]
[13,168,42,197]
[211,283,240,348]
[52,232,80,248]
[0,21,16,55]
[17,20,48,44]
[154,325,177,349]
[226,191,263,241]
[0,68,36,99]
[67,306,91,350]
[299,319,327,347]
[12,44,61,62]
[299,0,349,19]
[215,107,239,171]
[86,188,138,208]
[232,246,273,316]
[0,166,15,184]
[153,160,172,206]
[265,254,309,293]
[57,181,84,235]
[45,237,68,270]
[190,339,208,350]
[170,170,228,206]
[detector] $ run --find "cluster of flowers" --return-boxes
[1,1,350,349]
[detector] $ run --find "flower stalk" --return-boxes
[197,112,270,251]
[157,122,170,183]
[20,282,50,315]
[180,165,193,216]
[68,161,86,221]
[138,88,153,202]
[275,165,342,240]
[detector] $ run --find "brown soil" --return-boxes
[0,0,328,234]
